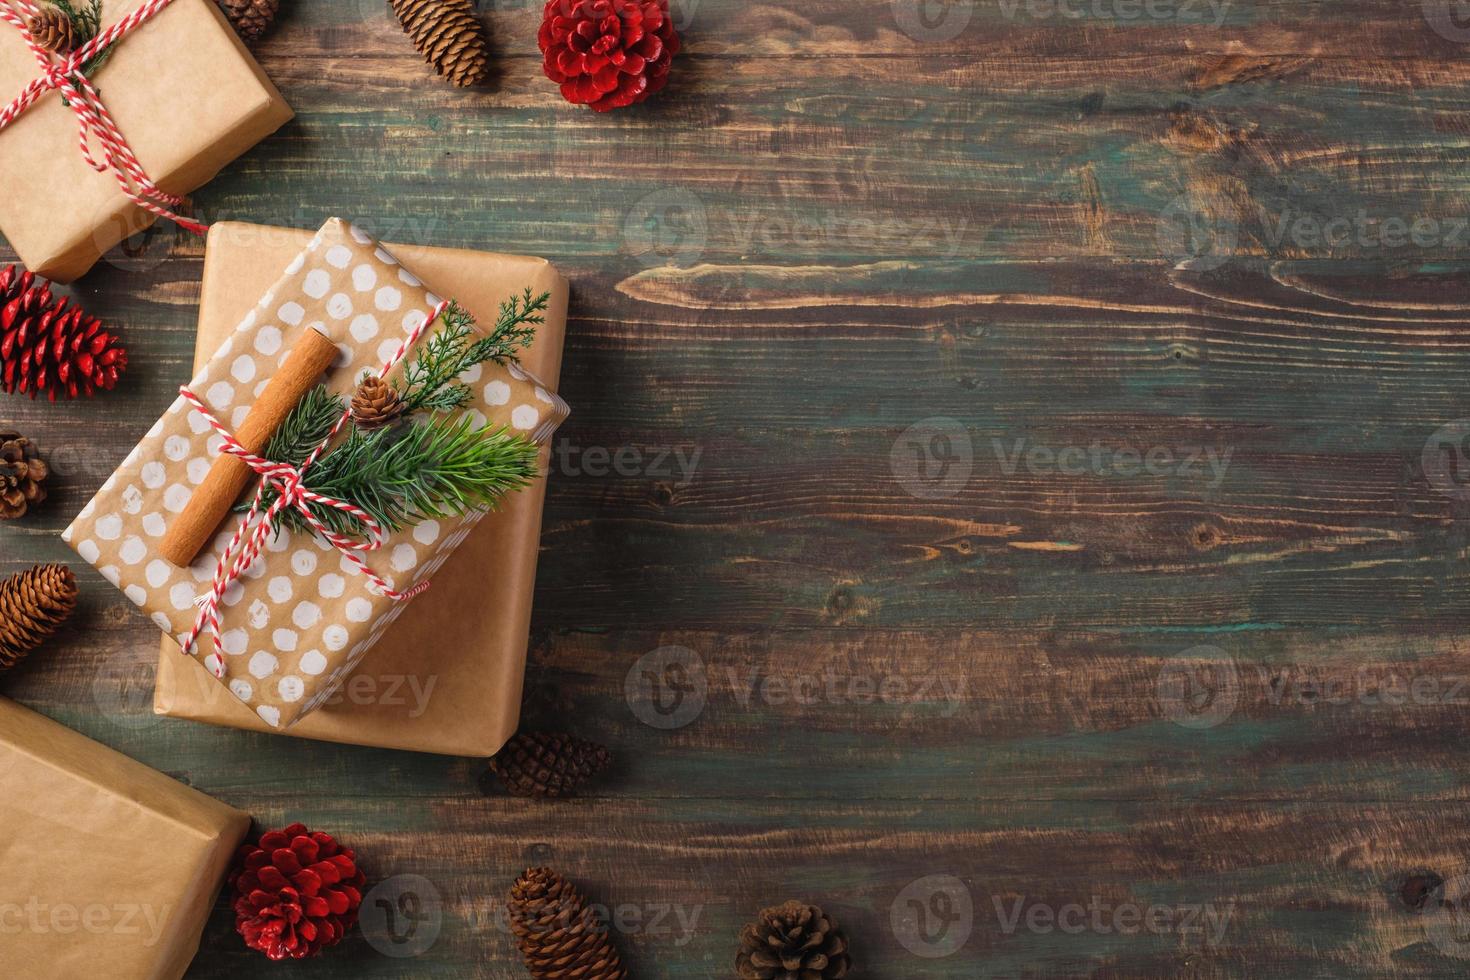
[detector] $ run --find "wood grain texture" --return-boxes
[3,0,1470,976]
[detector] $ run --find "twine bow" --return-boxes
[179,299,451,669]
[0,0,207,234]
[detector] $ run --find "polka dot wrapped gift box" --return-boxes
[62,218,569,729]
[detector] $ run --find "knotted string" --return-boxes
[0,0,207,233]
[179,299,451,669]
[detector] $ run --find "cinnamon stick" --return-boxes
[161,327,340,567]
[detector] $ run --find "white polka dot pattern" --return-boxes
[60,218,571,730]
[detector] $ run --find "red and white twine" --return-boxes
[0,0,207,233]
[180,299,451,668]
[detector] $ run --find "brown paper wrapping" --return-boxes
[55,219,567,753]
[64,218,569,732]
[0,696,249,979]
[0,0,292,282]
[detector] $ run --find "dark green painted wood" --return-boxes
[4,0,1470,976]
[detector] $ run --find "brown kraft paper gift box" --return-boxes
[0,0,292,282]
[64,218,569,736]
[149,221,569,756]
[0,696,250,979]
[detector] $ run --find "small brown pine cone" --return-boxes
[0,430,47,520]
[736,901,851,980]
[216,0,280,45]
[0,564,77,674]
[27,7,77,54]
[487,732,611,799]
[390,0,491,88]
[508,868,627,980]
[350,375,406,431]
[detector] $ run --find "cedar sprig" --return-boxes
[267,413,540,537]
[399,292,549,413]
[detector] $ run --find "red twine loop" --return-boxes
[180,299,451,667]
[0,0,208,234]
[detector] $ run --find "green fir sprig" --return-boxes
[400,292,549,413]
[269,415,539,537]
[261,384,345,468]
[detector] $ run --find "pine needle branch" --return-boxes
[265,415,540,537]
[261,385,345,467]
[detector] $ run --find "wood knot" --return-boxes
[1401,872,1444,912]
[827,585,854,614]
[1190,523,1223,551]
[651,481,676,506]
[825,580,873,624]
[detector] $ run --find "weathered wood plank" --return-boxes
[2,1,1470,977]
[171,798,1470,978]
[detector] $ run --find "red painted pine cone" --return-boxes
[0,264,127,400]
[538,0,680,112]
[229,823,366,960]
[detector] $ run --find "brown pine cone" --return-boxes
[390,0,491,88]
[217,0,280,45]
[736,901,851,980]
[487,732,611,799]
[350,375,406,431]
[0,564,77,674]
[27,7,77,54]
[508,868,627,980]
[0,430,47,519]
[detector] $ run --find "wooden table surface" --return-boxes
[6,0,1470,976]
